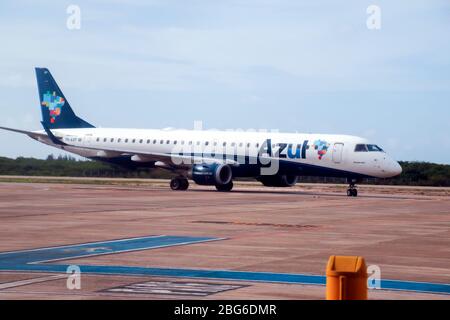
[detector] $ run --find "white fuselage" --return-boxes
[33,127,402,179]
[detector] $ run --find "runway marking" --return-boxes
[104,280,246,296]
[0,235,224,265]
[0,236,448,296]
[0,235,168,256]
[193,220,319,229]
[0,274,66,290]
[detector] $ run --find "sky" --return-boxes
[0,0,449,163]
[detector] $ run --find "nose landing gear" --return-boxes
[347,178,359,197]
[347,185,358,197]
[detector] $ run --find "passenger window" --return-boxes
[355,144,368,152]
[223,142,227,147]
[125,139,129,143]
[96,137,100,142]
[205,141,209,146]
[174,141,177,145]
[160,140,164,144]
[139,139,143,143]
[256,143,259,148]
[118,138,121,143]
[111,138,114,142]
[166,140,170,144]
[153,139,157,144]
[103,138,107,142]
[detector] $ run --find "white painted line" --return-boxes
[0,275,66,290]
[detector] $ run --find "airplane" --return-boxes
[0,68,402,196]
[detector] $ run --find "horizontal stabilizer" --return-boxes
[0,126,47,140]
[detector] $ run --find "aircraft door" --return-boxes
[84,134,92,146]
[332,143,344,164]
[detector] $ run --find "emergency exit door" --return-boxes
[332,143,344,163]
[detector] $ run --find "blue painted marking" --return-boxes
[0,235,220,265]
[0,236,448,295]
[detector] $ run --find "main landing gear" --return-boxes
[347,180,358,197]
[215,181,234,192]
[169,177,234,192]
[170,176,189,191]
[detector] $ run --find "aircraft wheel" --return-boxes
[215,181,233,192]
[170,177,189,191]
[180,178,189,190]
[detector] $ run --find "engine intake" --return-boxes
[191,163,233,186]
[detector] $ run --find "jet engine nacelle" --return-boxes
[191,163,233,186]
[257,174,298,187]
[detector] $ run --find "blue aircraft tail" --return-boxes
[35,67,95,129]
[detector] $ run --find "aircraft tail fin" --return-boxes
[35,67,95,129]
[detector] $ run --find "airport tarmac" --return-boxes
[0,179,448,300]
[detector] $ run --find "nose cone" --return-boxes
[390,161,403,177]
[380,157,402,178]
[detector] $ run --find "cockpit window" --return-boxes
[355,144,384,152]
[355,144,368,152]
[367,144,384,152]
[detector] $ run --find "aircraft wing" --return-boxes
[104,148,239,169]
[130,150,239,166]
[84,144,240,169]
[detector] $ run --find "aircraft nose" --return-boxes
[381,157,402,178]
[391,161,402,176]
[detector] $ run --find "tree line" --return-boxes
[0,155,171,179]
[0,155,449,187]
